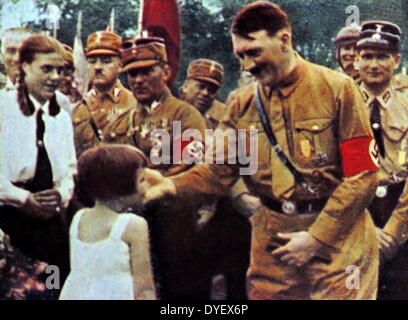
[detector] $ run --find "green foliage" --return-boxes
[6,0,408,100]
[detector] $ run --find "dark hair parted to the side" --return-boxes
[76,144,148,201]
[231,1,291,39]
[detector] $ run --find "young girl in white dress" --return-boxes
[59,145,156,300]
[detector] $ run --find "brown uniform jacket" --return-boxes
[72,80,136,156]
[172,55,379,249]
[360,83,408,185]
[373,84,408,244]
[103,87,206,177]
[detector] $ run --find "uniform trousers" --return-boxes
[195,195,251,300]
[368,181,408,300]
[144,195,202,300]
[247,206,378,300]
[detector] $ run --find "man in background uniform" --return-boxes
[180,58,225,129]
[142,1,380,300]
[104,37,207,299]
[0,28,34,90]
[333,23,361,80]
[72,30,136,156]
[179,58,252,299]
[59,44,81,105]
[356,20,408,300]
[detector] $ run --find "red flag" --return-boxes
[142,0,181,86]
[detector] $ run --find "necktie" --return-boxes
[369,99,385,158]
[31,109,54,192]
[268,90,295,199]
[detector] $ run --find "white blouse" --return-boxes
[0,90,77,208]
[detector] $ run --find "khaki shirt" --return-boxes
[72,80,136,156]
[103,87,206,177]
[360,84,408,185]
[172,55,378,249]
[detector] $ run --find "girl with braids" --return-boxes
[0,34,76,299]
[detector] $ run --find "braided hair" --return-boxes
[17,34,65,116]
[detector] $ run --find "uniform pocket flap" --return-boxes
[72,104,91,125]
[383,125,408,142]
[295,118,333,133]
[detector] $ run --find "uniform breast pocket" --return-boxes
[384,125,408,142]
[293,118,335,165]
[383,124,408,166]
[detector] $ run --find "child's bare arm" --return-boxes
[124,216,157,300]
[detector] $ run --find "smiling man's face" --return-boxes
[23,52,64,105]
[232,29,286,87]
[358,48,400,87]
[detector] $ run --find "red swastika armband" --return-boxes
[340,136,379,177]
[174,137,205,163]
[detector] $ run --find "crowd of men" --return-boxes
[1,0,408,300]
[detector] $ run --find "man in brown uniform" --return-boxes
[72,30,136,156]
[179,58,252,299]
[180,59,225,129]
[142,1,380,300]
[104,37,207,299]
[356,21,408,300]
[333,23,361,80]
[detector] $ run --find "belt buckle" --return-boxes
[282,201,297,215]
[375,185,388,198]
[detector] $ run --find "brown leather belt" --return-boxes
[260,197,328,215]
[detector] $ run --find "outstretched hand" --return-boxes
[138,168,176,203]
[271,231,325,267]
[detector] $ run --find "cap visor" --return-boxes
[121,60,160,73]
[191,76,221,87]
[86,49,119,57]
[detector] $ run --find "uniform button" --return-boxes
[312,125,319,131]
[110,132,116,138]
[37,140,43,147]
[98,129,103,135]
[372,123,380,130]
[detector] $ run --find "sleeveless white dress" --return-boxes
[59,210,135,300]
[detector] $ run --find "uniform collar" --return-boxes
[140,86,171,115]
[29,94,50,114]
[89,79,123,103]
[360,83,392,109]
[260,51,303,99]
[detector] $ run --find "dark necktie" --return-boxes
[31,109,54,192]
[369,99,385,158]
